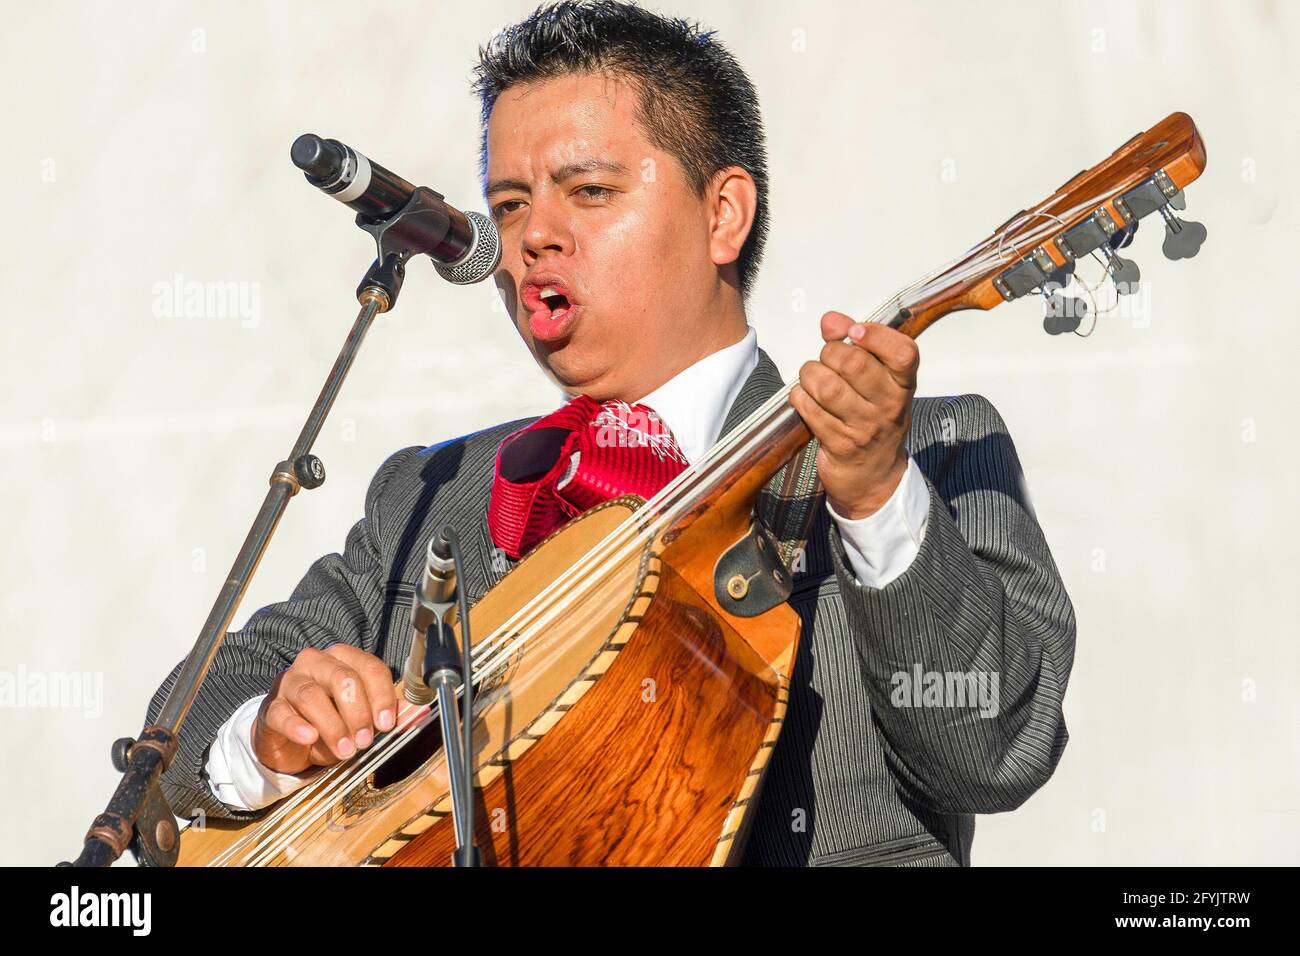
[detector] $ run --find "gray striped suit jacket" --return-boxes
[147,348,1076,866]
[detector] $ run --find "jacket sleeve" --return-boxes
[144,445,422,821]
[827,393,1076,815]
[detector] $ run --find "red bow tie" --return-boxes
[487,395,689,559]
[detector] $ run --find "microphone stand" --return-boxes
[63,185,477,867]
[403,528,481,866]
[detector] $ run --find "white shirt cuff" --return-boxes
[825,456,930,589]
[205,694,321,811]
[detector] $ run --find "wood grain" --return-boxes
[386,559,788,866]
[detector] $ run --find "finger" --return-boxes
[327,645,398,735]
[799,359,872,433]
[819,310,856,343]
[312,659,375,750]
[261,695,318,749]
[847,324,919,388]
[283,672,356,762]
[790,381,856,459]
[819,340,896,406]
[307,740,344,768]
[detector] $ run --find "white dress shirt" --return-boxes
[204,325,930,811]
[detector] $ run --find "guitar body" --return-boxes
[176,496,799,867]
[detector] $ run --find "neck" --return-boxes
[623,281,749,402]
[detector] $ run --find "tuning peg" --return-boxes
[1042,283,1087,335]
[1098,245,1141,295]
[1045,260,1075,290]
[1159,205,1207,259]
[1110,220,1139,250]
[1167,189,1187,211]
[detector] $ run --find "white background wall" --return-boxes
[1,0,1296,866]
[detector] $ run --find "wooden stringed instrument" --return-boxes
[176,111,1207,866]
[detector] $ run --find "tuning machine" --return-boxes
[1114,174,1207,261]
[1053,207,1139,299]
[1041,277,1087,335]
[1100,238,1141,295]
[1159,203,1207,260]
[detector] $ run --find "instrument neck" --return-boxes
[651,312,938,545]
[653,385,809,545]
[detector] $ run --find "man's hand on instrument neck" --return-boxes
[790,311,919,521]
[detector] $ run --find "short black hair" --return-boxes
[472,0,769,299]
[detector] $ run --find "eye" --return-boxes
[492,199,526,222]
[575,185,613,201]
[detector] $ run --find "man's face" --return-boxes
[486,72,726,403]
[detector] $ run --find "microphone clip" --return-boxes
[353,186,449,307]
[355,188,497,308]
[357,186,456,264]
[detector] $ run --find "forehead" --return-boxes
[486,72,652,173]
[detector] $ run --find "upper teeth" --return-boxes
[540,285,560,299]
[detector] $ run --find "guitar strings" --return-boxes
[208,699,433,866]
[218,182,1126,864]
[212,181,1132,864]
[220,398,793,864]
[220,390,802,865]
[217,186,1123,864]
[229,313,894,866]
[232,400,795,863]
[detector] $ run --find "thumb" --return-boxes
[252,698,317,774]
[820,310,856,342]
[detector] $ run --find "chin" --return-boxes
[543,353,615,399]
[519,329,586,382]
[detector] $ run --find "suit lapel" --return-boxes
[719,348,786,440]
[716,348,825,578]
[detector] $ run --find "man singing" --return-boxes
[148,0,1075,866]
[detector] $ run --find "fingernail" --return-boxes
[850,323,865,340]
[378,709,395,731]
[355,729,373,749]
[337,738,356,758]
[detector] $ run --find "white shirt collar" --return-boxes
[634,325,759,466]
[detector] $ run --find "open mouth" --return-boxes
[525,282,580,342]
[539,285,571,318]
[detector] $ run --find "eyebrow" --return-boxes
[486,158,632,196]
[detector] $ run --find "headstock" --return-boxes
[884,112,1208,338]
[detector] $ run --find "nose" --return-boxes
[520,193,573,264]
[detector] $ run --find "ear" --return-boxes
[707,166,758,269]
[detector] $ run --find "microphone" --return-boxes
[403,531,459,705]
[290,133,500,285]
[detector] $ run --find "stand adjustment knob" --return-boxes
[111,736,135,772]
[294,454,326,490]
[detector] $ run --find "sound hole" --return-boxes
[372,715,444,790]
[370,679,485,791]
